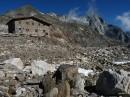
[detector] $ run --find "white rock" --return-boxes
[15,87,26,96]
[78,68,94,76]
[75,74,85,92]
[4,58,24,70]
[31,60,56,76]
[0,71,5,78]
[23,66,32,73]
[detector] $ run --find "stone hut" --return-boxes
[0,24,8,33]
[6,16,51,36]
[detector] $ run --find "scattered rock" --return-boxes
[0,71,5,78]
[0,56,130,97]
[41,72,56,94]
[15,87,26,97]
[0,86,9,93]
[8,86,16,95]
[88,93,98,97]
[23,66,32,73]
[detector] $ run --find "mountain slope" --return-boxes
[60,12,130,43]
[5,5,39,17]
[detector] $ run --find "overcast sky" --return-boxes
[0,0,130,31]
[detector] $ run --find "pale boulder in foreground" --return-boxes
[4,58,24,70]
[31,60,56,76]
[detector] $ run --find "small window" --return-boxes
[19,28,21,30]
[45,33,48,35]
[26,22,29,25]
[32,22,34,25]
[43,30,46,32]
[38,23,40,26]
[26,29,29,31]
[35,29,38,32]
[19,21,21,24]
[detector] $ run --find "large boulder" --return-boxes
[4,58,24,70]
[96,70,130,96]
[44,87,58,97]
[56,80,70,97]
[15,87,26,97]
[53,64,78,84]
[2,63,24,79]
[31,60,56,76]
[41,72,56,94]
[71,74,88,97]
[44,81,70,97]
[74,74,85,92]
[53,65,88,97]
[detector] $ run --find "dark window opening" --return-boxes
[32,22,34,25]
[26,29,29,31]
[26,22,29,25]
[45,32,48,35]
[19,28,21,30]
[38,23,40,26]
[19,21,21,24]
[43,30,46,32]
[35,29,38,32]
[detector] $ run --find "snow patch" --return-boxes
[78,68,94,76]
[113,61,130,65]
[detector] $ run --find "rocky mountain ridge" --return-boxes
[60,11,130,43]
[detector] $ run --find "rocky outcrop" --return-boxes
[96,70,130,96]
[41,72,56,94]
[105,25,130,43]
[87,13,130,43]
[53,64,88,97]
[87,14,106,35]
[53,64,78,83]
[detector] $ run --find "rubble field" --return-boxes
[0,35,130,97]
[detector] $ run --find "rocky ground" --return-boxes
[0,58,130,97]
[0,34,130,97]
